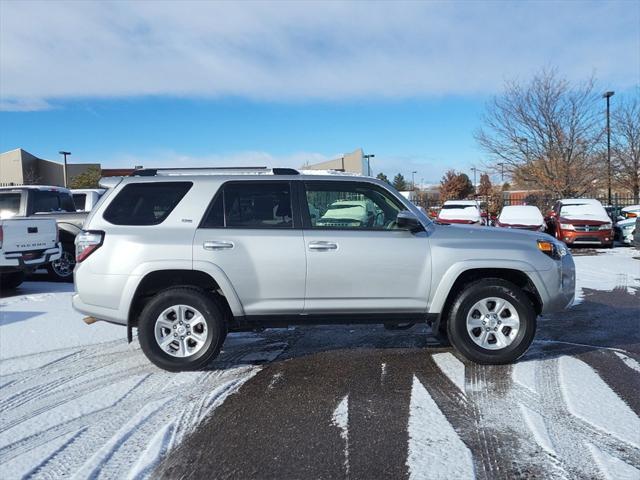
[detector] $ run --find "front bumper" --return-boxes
[537,251,576,313]
[0,243,62,270]
[560,229,612,246]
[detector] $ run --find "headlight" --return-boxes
[599,223,612,230]
[537,240,567,260]
[560,223,575,230]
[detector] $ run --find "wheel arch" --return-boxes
[127,265,244,340]
[431,266,543,335]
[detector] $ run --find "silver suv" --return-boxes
[73,168,575,371]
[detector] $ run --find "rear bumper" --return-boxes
[72,293,127,326]
[559,229,612,246]
[0,243,62,270]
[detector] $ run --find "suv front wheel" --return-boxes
[446,278,536,364]
[138,287,227,372]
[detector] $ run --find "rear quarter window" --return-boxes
[103,182,192,226]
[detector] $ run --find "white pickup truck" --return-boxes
[0,218,62,290]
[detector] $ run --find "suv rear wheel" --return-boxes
[446,278,536,364]
[47,243,75,282]
[138,287,227,372]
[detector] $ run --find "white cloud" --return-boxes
[104,149,333,170]
[1,1,638,110]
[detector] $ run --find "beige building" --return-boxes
[0,148,100,187]
[302,148,371,175]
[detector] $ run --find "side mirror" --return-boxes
[397,210,424,232]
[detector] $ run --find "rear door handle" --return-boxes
[203,241,234,250]
[308,241,338,251]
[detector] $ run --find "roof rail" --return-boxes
[129,167,299,177]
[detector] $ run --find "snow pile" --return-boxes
[498,205,544,226]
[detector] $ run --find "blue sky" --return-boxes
[1,1,639,183]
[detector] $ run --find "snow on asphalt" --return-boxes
[572,247,640,304]
[407,375,475,479]
[0,282,284,479]
[1,247,639,479]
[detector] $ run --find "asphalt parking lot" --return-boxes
[1,248,639,480]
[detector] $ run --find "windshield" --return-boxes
[560,203,608,220]
[0,192,21,218]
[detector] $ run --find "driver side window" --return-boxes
[304,182,405,230]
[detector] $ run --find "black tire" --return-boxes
[446,278,536,365]
[47,243,75,282]
[138,287,227,372]
[0,271,25,291]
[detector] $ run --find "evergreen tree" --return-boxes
[376,172,390,184]
[392,173,408,191]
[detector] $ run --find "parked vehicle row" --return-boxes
[430,197,639,249]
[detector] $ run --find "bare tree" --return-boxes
[476,69,603,197]
[612,94,640,202]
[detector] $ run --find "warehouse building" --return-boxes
[0,148,100,187]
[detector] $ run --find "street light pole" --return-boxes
[471,167,478,195]
[497,162,505,181]
[411,171,417,191]
[603,91,615,205]
[363,154,375,176]
[58,151,71,188]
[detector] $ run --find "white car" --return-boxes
[316,199,378,227]
[496,205,545,231]
[436,200,482,225]
[614,205,640,245]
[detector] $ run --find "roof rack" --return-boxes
[130,167,299,177]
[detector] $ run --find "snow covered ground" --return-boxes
[1,247,639,479]
[0,283,287,479]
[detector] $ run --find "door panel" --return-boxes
[303,229,430,313]
[194,180,305,315]
[193,229,306,315]
[301,180,431,313]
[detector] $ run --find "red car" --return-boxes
[545,199,613,248]
[496,205,545,231]
[436,200,481,225]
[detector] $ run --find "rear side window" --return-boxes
[73,193,86,210]
[0,193,21,218]
[200,182,292,229]
[104,182,192,226]
[32,191,76,213]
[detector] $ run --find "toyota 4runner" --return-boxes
[73,168,575,371]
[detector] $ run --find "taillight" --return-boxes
[75,230,104,263]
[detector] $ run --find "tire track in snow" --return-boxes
[406,375,474,480]
[1,333,286,479]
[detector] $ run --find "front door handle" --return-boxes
[203,241,234,251]
[308,241,338,251]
